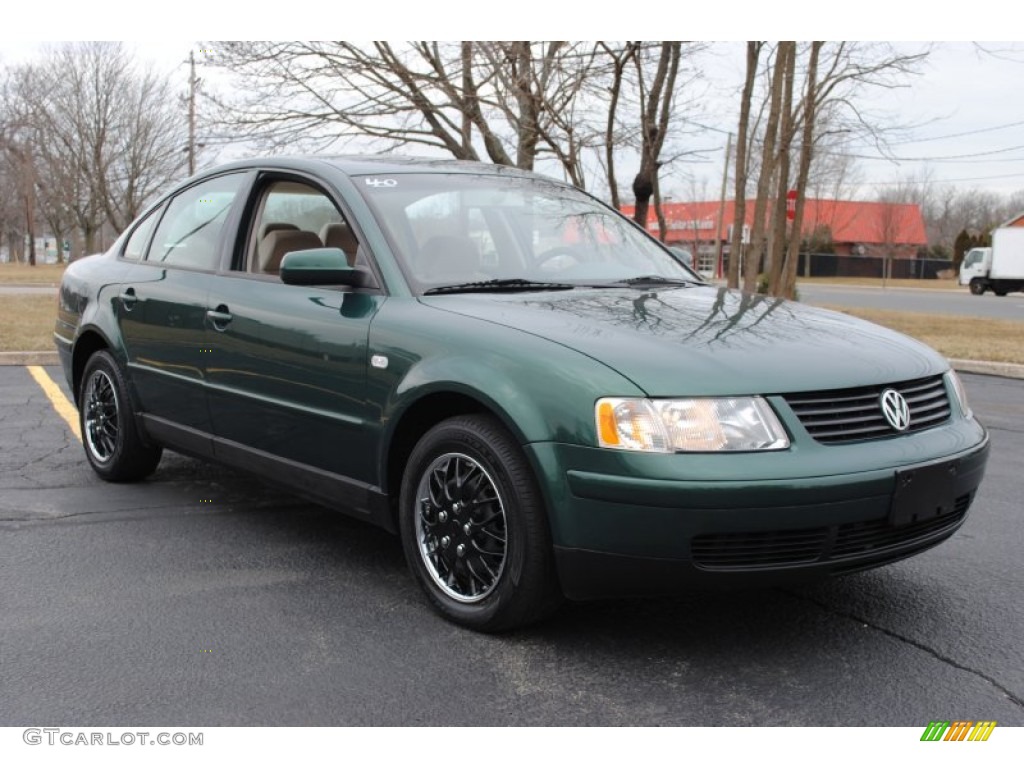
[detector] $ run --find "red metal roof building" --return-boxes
[1001,211,1024,228]
[622,198,928,273]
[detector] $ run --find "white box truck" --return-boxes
[959,226,1024,295]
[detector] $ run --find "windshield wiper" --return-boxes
[424,278,576,295]
[600,275,700,288]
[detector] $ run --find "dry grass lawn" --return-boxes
[0,262,66,285]
[822,306,1024,365]
[0,295,59,352]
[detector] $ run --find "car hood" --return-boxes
[420,285,948,396]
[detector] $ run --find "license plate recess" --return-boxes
[890,460,959,527]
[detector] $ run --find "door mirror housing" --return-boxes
[279,248,376,288]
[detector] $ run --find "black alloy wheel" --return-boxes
[79,350,162,481]
[399,415,561,632]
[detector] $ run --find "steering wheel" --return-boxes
[535,246,582,271]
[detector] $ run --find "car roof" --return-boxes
[198,154,547,181]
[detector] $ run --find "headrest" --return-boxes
[320,222,358,266]
[419,235,479,281]
[259,229,322,273]
[258,221,299,241]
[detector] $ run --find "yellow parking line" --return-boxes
[27,365,81,443]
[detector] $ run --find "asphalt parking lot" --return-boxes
[1,366,1021,726]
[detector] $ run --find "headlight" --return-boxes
[947,370,972,419]
[595,397,790,453]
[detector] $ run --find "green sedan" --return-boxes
[55,157,990,631]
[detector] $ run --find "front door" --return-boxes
[204,176,385,486]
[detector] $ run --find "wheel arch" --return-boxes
[392,398,564,628]
[382,388,530,523]
[71,328,117,405]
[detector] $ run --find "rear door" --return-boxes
[116,172,249,444]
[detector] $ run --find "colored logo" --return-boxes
[920,721,996,742]
[881,388,910,431]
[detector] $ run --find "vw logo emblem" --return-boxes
[880,389,911,432]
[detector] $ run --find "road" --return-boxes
[0,366,1021,726]
[798,283,1024,320]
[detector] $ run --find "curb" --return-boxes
[948,359,1024,380]
[2,350,1022,380]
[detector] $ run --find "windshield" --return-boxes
[356,172,697,293]
[963,249,986,267]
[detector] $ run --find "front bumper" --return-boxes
[526,424,990,600]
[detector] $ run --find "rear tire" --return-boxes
[79,350,162,482]
[399,415,562,632]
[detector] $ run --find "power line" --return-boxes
[885,157,1024,165]
[679,118,733,136]
[683,117,1024,163]
[860,171,1024,186]
[814,143,1024,163]
[884,119,1024,146]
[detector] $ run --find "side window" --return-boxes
[122,206,162,261]
[147,173,245,270]
[250,180,357,275]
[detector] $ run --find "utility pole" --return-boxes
[187,50,198,176]
[714,132,733,280]
[461,41,473,155]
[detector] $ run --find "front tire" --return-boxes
[969,278,986,295]
[79,350,162,482]
[399,415,561,632]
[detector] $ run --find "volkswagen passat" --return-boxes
[55,157,989,631]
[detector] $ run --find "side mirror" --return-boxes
[279,248,376,288]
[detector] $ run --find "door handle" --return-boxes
[119,287,137,310]
[206,305,233,330]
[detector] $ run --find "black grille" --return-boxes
[832,494,971,557]
[783,375,951,444]
[690,528,829,568]
[691,494,970,571]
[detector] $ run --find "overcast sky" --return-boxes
[675,42,1024,199]
[4,7,1022,202]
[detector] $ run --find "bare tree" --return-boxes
[875,192,907,285]
[630,42,681,237]
[766,42,797,293]
[0,75,40,264]
[777,41,822,297]
[207,41,603,185]
[735,41,929,296]
[0,157,25,261]
[744,43,788,292]
[921,182,1017,257]
[5,145,37,264]
[727,42,762,289]
[775,42,929,297]
[4,43,187,254]
[599,42,640,209]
